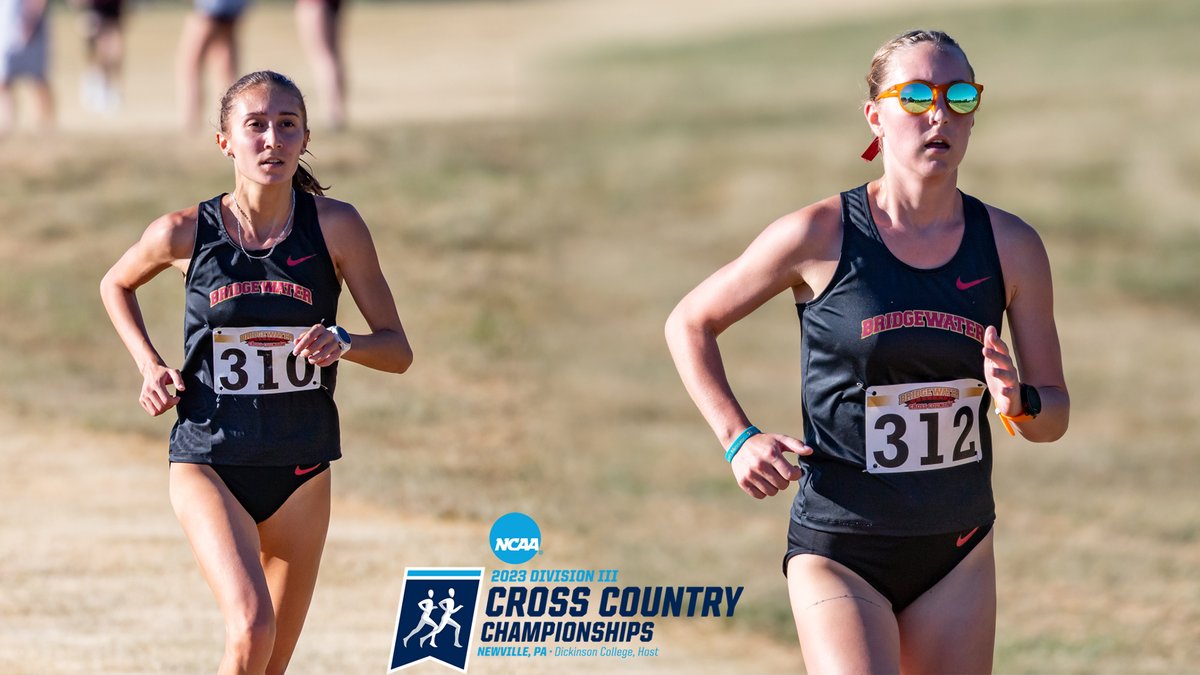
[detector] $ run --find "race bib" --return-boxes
[864,378,985,474]
[212,326,321,395]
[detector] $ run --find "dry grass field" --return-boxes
[2,0,1198,672]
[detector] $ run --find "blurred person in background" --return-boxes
[295,0,346,130]
[177,0,248,130]
[101,70,412,672]
[667,29,1069,672]
[0,0,54,135]
[74,0,125,113]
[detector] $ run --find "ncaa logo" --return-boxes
[489,512,541,565]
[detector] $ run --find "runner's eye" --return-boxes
[945,82,981,114]
[898,83,935,114]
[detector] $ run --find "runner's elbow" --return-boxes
[665,303,704,345]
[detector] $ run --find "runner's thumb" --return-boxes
[170,369,186,392]
[984,325,1001,349]
[777,436,813,457]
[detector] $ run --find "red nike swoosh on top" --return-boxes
[956,526,981,547]
[287,254,317,267]
[956,276,991,291]
[295,464,322,476]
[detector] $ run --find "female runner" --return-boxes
[666,30,1068,672]
[101,70,412,673]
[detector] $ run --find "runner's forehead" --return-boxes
[231,86,304,118]
[885,43,973,85]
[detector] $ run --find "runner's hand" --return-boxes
[140,364,184,416]
[982,325,1021,416]
[294,324,342,367]
[731,433,810,499]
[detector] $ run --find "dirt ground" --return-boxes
[0,409,805,673]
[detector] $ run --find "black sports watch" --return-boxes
[329,325,352,355]
[1018,383,1041,418]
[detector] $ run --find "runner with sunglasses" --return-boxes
[666,30,1068,671]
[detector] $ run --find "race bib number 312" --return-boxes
[212,326,321,395]
[864,378,985,474]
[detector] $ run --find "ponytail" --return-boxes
[294,154,330,196]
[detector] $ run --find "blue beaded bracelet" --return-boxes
[724,425,761,463]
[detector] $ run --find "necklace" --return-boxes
[229,189,295,260]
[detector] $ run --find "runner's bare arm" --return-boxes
[310,197,413,374]
[666,200,839,498]
[100,210,197,416]
[985,207,1069,442]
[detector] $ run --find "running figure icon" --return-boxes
[431,588,464,648]
[402,588,463,649]
[401,590,438,648]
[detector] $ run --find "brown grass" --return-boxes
[2,0,1197,672]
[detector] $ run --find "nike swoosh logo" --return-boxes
[956,526,981,547]
[294,464,322,476]
[287,254,317,267]
[956,276,991,291]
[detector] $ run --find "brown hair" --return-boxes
[218,70,330,196]
[865,30,975,100]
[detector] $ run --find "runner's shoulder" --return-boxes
[757,194,843,262]
[144,206,200,263]
[983,203,1043,250]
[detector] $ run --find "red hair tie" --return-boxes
[861,137,881,161]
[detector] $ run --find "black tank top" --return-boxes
[169,191,343,466]
[792,184,1005,535]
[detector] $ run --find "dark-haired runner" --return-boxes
[102,70,412,673]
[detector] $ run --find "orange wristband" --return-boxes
[995,409,1035,436]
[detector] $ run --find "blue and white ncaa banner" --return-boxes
[389,568,484,672]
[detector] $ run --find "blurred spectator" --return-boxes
[0,0,54,135]
[176,0,248,130]
[75,0,125,113]
[295,0,346,130]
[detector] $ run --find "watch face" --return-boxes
[330,326,351,349]
[1021,383,1042,416]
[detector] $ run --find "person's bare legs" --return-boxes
[295,0,345,129]
[257,470,331,675]
[176,12,216,130]
[95,19,124,109]
[788,554,900,674]
[898,531,997,674]
[0,82,14,136]
[29,78,54,130]
[208,20,239,97]
[170,463,276,674]
[177,13,238,130]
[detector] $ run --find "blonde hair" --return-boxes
[866,30,975,100]
[218,70,330,196]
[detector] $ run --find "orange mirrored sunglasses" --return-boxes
[862,80,984,160]
[878,80,984,115]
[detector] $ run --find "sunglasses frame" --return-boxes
[876,80,984,115]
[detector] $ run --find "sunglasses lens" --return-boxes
[898,83,934,114]
[946,82,981,114]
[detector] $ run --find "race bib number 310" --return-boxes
[864,378,985,474]
[213,326,321,395]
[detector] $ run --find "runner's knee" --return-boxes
[225,603,277,662]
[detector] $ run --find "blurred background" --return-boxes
[2,0,1197,672]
